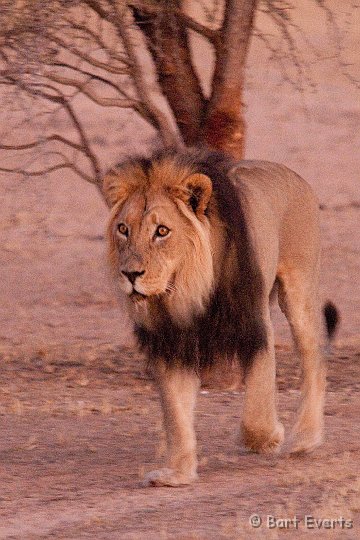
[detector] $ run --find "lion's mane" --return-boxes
[106,148,267,372]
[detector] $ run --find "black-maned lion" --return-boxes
[103,148,332,487]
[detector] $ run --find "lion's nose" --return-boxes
[122,270,145,285]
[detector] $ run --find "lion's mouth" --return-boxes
[130,290,148,303]
[129,275,176,302]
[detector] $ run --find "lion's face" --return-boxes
[105,158,216,325]
[111,190,194,300]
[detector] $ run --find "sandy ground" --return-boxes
[0,2,360,538]
[0,348,359,539]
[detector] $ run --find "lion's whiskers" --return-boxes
[166,283,177,294]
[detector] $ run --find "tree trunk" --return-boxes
[130,0,257,159]
[201,0,257,159]
[132,1,206,145]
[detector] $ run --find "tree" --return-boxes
[0,1,356,193]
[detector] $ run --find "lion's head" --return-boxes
[103,153,221,326]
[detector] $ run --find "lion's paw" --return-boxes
[240,422,284,454]
[286,429,323,455]
[142,468,197,487]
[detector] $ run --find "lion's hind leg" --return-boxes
[240,308,284,454]
[278,271,326,454]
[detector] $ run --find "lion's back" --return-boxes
[231,160,317,210]
[229,160,320,285]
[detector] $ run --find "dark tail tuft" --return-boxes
[324,301,340,340]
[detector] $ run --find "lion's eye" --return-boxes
[117,223,128,236]
[155,225,170,238]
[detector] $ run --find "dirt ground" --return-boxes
[0,345,359,539]
[1,2,360,539]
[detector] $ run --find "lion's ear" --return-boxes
[102,170,131,208]
[181,173,213,216]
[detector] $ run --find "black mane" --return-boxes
[134,148,267,373]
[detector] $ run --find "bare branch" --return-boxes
[51,62,132,98]
[0,161,94,183]
[177,11,219,43]
[43,71,137,108]
[2,75,102,183]
[46,32,130,75]
[0,134,82,152]
[260,1,313,91]
[315,0,360,88]
[129,3,219,43]
[62,18,132,66]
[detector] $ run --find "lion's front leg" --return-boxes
[240,312,284,454]
[144,360,200,487]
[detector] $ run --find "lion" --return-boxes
[103,147,333,487]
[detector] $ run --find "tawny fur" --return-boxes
[103,148,326,487]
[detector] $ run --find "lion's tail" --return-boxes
[323,301,340,341]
